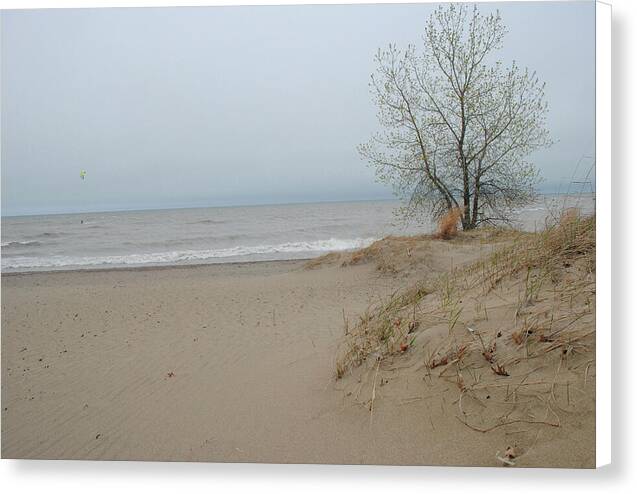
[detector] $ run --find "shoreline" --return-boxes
[1,196,596,277]
[1,257,311,277]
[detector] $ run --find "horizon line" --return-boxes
[0,189,595,219]
[0,196,398,219]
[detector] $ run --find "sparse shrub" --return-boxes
[434,207,464,240]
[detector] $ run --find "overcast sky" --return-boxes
[1,1,595,216]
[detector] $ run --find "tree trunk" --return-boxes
[471,178,480,229]
[461,157,473,230]
[462,217,476,230]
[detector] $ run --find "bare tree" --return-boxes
[359,3,552,230]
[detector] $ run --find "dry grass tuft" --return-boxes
[433,207,464,240]
[334,282,434,377]
[464,209,595,293]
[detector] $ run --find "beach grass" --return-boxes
[333,209,595,458]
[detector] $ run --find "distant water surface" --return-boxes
[1,195,594,272]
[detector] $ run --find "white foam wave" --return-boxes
[518,207,546,212]
[1,240,41,248]
[1,237,376,270]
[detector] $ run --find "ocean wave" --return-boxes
[1,237,376,270]
[516,206,546,213]
[1,240,42,248]
[188,219,227,225]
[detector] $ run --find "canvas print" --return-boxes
[1,2,597,467]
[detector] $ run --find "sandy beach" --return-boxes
[1,223,595,467]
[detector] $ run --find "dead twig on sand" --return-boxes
[342,308,349,335]
[455,415,560,434]
[369,359,381,426]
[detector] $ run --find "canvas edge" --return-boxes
[595,0,611,470]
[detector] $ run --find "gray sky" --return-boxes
[1,1,595,216]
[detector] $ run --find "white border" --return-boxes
[595,0,611,468]
[0,0,611,8]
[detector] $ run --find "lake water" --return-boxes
[1,195,594,272]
